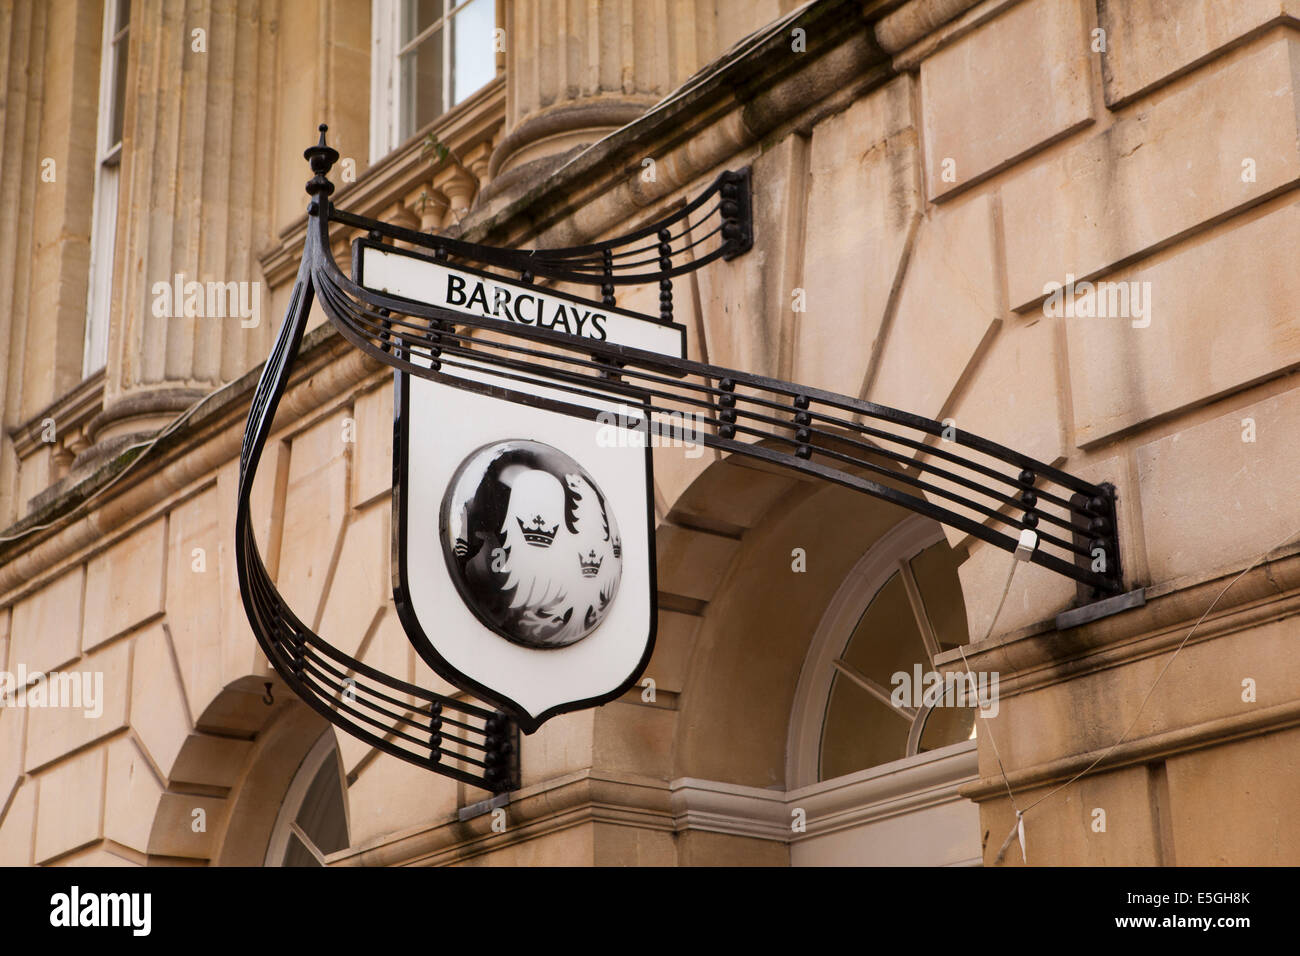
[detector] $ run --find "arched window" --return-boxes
[265,730,351,867]
[789,515,977,786]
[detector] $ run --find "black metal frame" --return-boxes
[236,126,1123,789]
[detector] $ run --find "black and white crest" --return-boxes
[441,440,623,649]
[369,242,666,733]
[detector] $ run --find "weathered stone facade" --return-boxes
[1,0,1297,866]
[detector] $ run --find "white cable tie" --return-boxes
[1014,527,1038,562]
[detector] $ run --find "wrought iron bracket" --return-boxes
[237,126,1123,782]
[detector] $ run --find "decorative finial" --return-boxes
[304,122,340,201]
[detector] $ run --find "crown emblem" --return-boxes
[517,515,558,547]
[579,549,603,577]
[611,534,621,559]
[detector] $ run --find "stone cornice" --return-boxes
[326,744,977,866]
[934,540,1300,699]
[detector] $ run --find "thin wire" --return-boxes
[959,521,1300,861]
[1020,522,1300,815]
[0,378,242,544]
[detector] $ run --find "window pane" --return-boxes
[282,833,320,868]
[109,34,129,149]
[917,703,976,753]
[820,672,911,779]
[909,540,970,651]
[840,572,926,688]
[404,0,445,44]
[451,0,495,106]
[295,751,349,855]
[400,31,444,138]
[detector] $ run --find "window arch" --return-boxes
[787,515,976,787]
[264,729,351,867]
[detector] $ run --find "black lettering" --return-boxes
[466,280,490,313]
[492,285,514,320]
[572,309,590,336]
[550,302,572,334]
[515,294,536,324]
[446,274,467,306]
[590,313,608,340]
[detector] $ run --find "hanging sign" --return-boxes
[359,241,677,733]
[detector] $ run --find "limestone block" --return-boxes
[644,609,701,695]
[692,135,803,379]
[978,614,1300,779]
[166,485,226,722]
[83,518,166,650]
[957,536,1076,643]
[277,410,351,625]
[654,524,741,603]
[1067,200,1300,446]
[345,752,458,848]
[653,443,721,523]
[919,316,1065,549]
[667,459,797,532]
[130,624,192,777]
[34,746,105,863]
[519,709,595,789]
[0,702,24,815]
[1002,34,1300,312]
[921,0,1094,200]
[1165,726,1300,865]
[9,566,83,677]
[869,193,1001,421]
[168,734,254,790]
[793,76,920,399]
[0,779,36,866]
[1136,386,1300,584]
[351,380,394,508]
[978,765,1159,866]
[25,638,131,772]
[592,822,677,866]
[592,700,676,778]
[317,502,390,659]
[148,792,228,860]
[50,846,138,866]
[104,737,164,854]
[1098,0,1300,106]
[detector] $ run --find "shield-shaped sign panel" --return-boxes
[361,243,678,732]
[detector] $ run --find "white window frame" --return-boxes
[264,729,350,866]
[83,0,128,377]
[787,514,972,788]
[370,0,496,162]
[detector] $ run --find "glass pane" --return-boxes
[282,833,320,867]
[295,751,349,855]
[451,0,496,106]
[820,672,910,780]
[109,35,129,148]
[400,31,444,138]
[404,0,445,44]
[909,540,970,652]
[917,703,977,753]
[840,572,926,688]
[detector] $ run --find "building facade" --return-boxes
[1,0,1298,866]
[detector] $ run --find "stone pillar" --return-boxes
[487,0,736,193]
[89,0,278,452]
